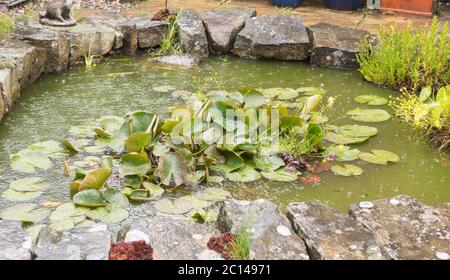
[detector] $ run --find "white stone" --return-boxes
[436,252,450,260]
[359,201,374,209]
[125,230,150,244]
[276,225,291,237]
[389,198,400,206]
[192,234,203,240]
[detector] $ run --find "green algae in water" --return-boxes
[0,56,449,213]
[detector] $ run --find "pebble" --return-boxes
[359,201,374,209]
[276,225,291,236]
[436,251,450,260]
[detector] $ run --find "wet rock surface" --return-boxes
[233,15,310,61]
[148,54,202,68]
[0,220,32,260]
[34,223,112,260]
[287,201,387,260]
[128,16,167,49]
[202,8,256,54]
[349,195,450,260]
[178,9,209,57]
[308,23,372,69]
[117,216,222,260]
[217,199,309,260]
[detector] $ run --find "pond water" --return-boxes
[0,56,449,213]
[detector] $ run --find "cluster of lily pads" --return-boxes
[0,86,400,229]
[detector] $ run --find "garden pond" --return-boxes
[0,56,449,225]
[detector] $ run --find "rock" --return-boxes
[308,23,373,69]
[148,54,202,68]
[0,40,46,88]
[128,16,168,49]
[12,25,70,73]
[233,15,310,61]
[217,199,309,260]
[93,16,137,55]
[349,195,450,260]
[0,220,32,260]
[287,201,386,260]
[202,8,256,54]
[0,62,20,118]
[34,223,112,260]
[117,217,221,260]
[178,9,209,57]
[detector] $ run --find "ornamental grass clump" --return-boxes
[357,18,450,93]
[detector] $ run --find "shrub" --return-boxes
[0,13,14,39]
[150,12,182,56]
[357,18,450,93]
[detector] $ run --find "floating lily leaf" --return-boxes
[242,89,267,108]
[297,87,326,95]
[277,88,299,100]
[153,85,176,93]
[330,124,378,138]
[0,203,51,223]
[207,175,224,183]
[128,111,155,133]
[125,131,149,153]
[97,115,124,135]
[210,150,244,173]
[346,108,391,122]
[27,140,68,158]
[354,95,388,106]
[2,188,42,201]
[99,156,113,169]
[154,198,193,215]
[120,152,151,176]
[73,189,106,207]
[152,142,171,157]
[177,195,215,209]
[103,187,129,207]
[331,164,363,176]
[82,145,105,154]
[49,202,85,223]
[254,155,285,172]
[69,124,98,137]
[358,150,400,165]
[10,177,49,192]
[77,205,129,223]
[195,187,231,202]
[123,175,142,189]
[49,219,76,231]
[78,168,112,191]
[10,150,53,174]
[324,132,369,145]
[258,87,284,99]
[225,165,261,182]
[326,145,360,161]
[261,169,298,182]
[154,153,188,186]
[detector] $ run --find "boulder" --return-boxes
[349,195,450,260]
[117,217,222,260]
[0,40,46,88]
[0,63,20,118]
[217,199,309,260]
[178,9,209,57]
[287,201,386,260]
[127,16,168,49]
[308,23,373,69]
[12,25,70,73]
[0,220,32,260]
[92,16,137,55]
[148,54,202,68]
[34,223,112,260]
[202,8,256,54]
[233,15,310,61]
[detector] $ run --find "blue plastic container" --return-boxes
[272,0,303,8]
[324,0,361,10]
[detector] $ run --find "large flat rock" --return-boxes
[202,8,256,54]
[178,9,209,57]
[287,201,386,260]
[0,62,20,119]
[217,199,309,260]
[128,16,168,49]
[34,223,112,260]
[117,217,222,260]
[233,15,310,61]
[349,195,450,260]
[0,220,32,260]
[308,23,372,69]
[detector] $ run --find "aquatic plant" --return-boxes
[393,85,450,150]
[150,12,182,56]
[357,18,450,93]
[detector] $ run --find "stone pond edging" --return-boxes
[0,195,449,260]
[0,8,375,123]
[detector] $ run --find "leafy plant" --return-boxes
[357,18,450,93]
[0,13,14,39]
[230,226,252,260]
[150,12,182,56]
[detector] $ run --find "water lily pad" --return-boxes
[277,88,299,100]
[73,189,106,207]
[10,177,49,192]
[120,152,152,177]
[242,90,268,108]
[27,140,68,158]
[324,132,369,145]
[49,202,85,224]
[207,175,224,183]
[258,87,284,99]
[354,95,388,106]
[78,168,112,191]
[331,164,363,176]
[125,131,149,153]
[225,165,261,182]
[0,203,51,223]
[177,195,215,209]
[326,145,360,161]
[261,169,298,182]
[77,206,129,223]
[254,155,285,172]
[154,152,188,186]
[297,87,326,95]
[153,85,176,93]
[195,187,231,202]
[330,124,378,138]
[154,198,193,215]
[97,115,124,135]
[103,187,129,207]
[69,124,98,137]
[358,150,400,165]
[346,108,391,122]
[210,150,244,173]
[10,150,53,174]
[2,188,42,201]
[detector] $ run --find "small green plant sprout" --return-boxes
[150,12,182,56]
[83,43,103,69]
[230,226,252,260]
